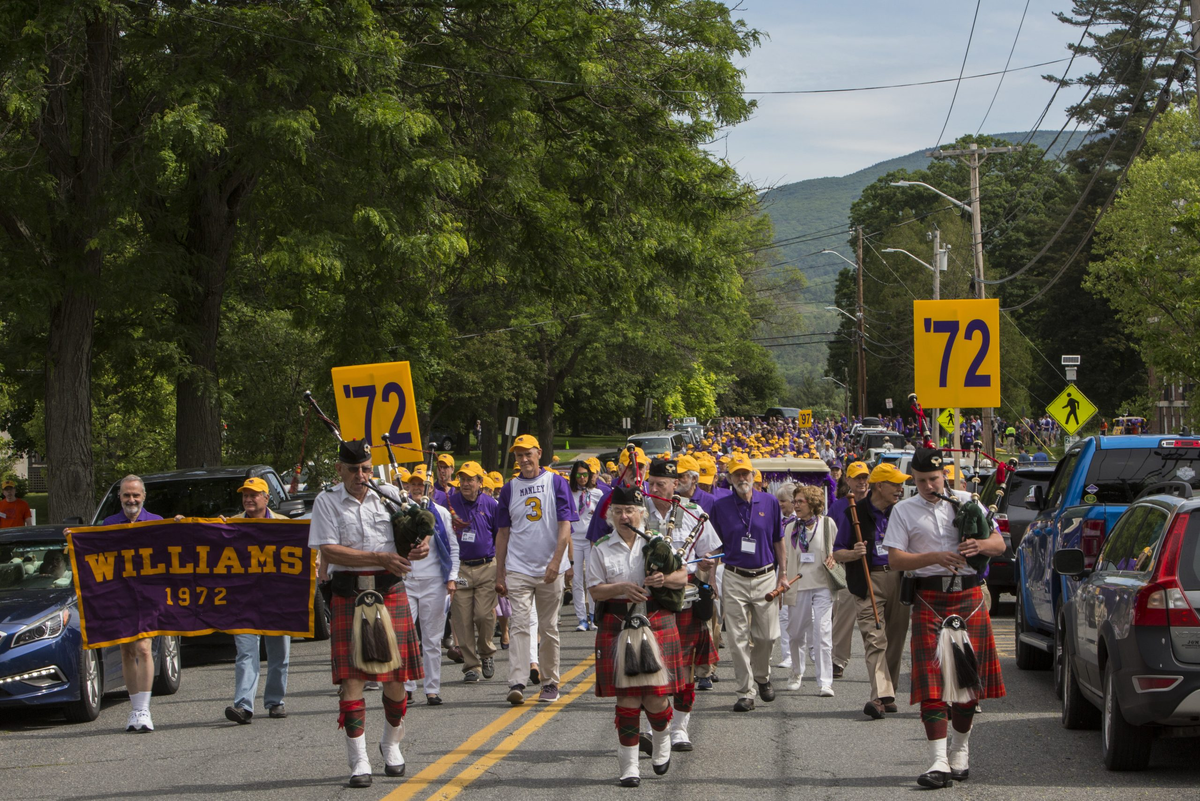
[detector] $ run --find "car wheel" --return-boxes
[312,583,332,641]
[151,636,182,696]
[1053,614,1065,700]
[1014,589,1051,670]
[440,437,454,452]
[63,647,102,723]
[1102,660,1152,770]
[1060,639,1099,730]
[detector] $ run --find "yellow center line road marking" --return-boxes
[422,671,599,801]
[382,655,595,801]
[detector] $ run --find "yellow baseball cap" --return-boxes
[394,466,411,483]
[869,463,911,484]
[676,454,700,474]
[619,446,648,467]
[551,454,560,463]
[727,453,754,475]
[606,461,618,472]
[509,434,540,452]
[237,477,270,495]
[698,461,717,479]
[944,464,957,480]
[753,468,763,482]
[481,475,497,491]
[488,471,504,486]
[456,461,486,479]
[437,453,455,468]
[1,479,14,489]
[586,457,602,473]
[407,464,429,482]
[845,461,869,478]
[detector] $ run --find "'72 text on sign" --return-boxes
[912,299,1000,410]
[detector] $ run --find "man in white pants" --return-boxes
[568,462,603,631]
[495,435,577,705]
[402,466,459,705]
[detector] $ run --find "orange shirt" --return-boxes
[0,498,31,527]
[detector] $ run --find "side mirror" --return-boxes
[1054,548,1089,578]
[278,499,306,519]
[62,516,85,525]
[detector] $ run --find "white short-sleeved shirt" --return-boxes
[883,489,993,577]
[496,469,578,576]
[643,499,720,575]
[586,534,648,595]
[309,483,403,573]
[409,503,459,582]
[571,487,604,539]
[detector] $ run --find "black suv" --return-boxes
[977,464,1056,602]
[1055,482,1200,770]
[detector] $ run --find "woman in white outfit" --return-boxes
[780,484,839,696]
[569,462,604,631]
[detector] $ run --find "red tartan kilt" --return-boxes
[909,585,1005,705]
[330,586,424,684]
[593,609,685,698]
[676,607,718,667]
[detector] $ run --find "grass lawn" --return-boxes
[23,492,48,525]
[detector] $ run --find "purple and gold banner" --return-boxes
[66,518,316,648]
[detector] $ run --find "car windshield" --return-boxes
[95,476,251,522]
[1084,445,1200,504]
[861,432,903,451]
[630,436,673,455]
[0,541,73,593]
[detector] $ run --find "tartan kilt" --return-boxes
[593,609,685,698]
[909,585,1005,705]
[330,587,424,684]
[676,607,718,667]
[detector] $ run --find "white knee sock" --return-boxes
[130,691,150,713]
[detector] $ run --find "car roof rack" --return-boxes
[1135,480,1195,500]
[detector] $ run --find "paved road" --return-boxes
[2,598,1198,800]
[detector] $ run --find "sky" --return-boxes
[711,1,1097,187]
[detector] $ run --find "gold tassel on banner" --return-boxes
[614,614,668,689]
[351,590,402,675]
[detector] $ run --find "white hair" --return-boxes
[119,475,145,492]
[774,483,796,503]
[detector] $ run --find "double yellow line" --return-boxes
[381,655,596,801]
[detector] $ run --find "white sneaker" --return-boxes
[126,709,153,732]
[818,685,835,697]
[575,621,588,632]
[777,659,793,670]
[786,675,802,691]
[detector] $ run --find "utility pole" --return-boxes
[931,226,941,446]
[1193,1,1200,127]
[930,143,1020,458]
[856,225,866,419]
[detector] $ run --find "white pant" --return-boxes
[778,604,791,661]
[404,574,448,696]
[786,587,834,689]
[570,536,594,624]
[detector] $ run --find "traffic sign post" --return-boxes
[1047,383,1097,435]
[885,398,893,410]
[912,299,1001,409]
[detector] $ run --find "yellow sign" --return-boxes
[797,409,813,427]
[938,408,959,433]
[1047,383,1097,435]
[913,299,1001,409]
[331,361,424,465]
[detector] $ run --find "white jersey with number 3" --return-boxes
[497,469,578,577]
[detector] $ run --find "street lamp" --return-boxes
[889,180,971,215]
[821,376,849,421]
[882,246,948,301]
[820,249,866,418]
[824,305,862,323]
[819,249,858,268]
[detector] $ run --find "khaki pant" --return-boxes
[831,587,856,669]
[450,560,498,673]
[506,570,564,688]
[722,569,780,699]
[854,569,909,701]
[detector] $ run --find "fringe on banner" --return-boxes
[615,614,668,689]
[351,590,402,675]
[934,614,980,705]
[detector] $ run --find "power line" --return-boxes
[976,0,1031,136]
[934,0,982,148]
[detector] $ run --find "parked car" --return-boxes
[428,430,457,452]
[92,465,330,641]
[1016,435,1200,673]
[762,407,800,420]
[976,464,1056,604]
[1055,482,1200,770]
[856,429,905,454]
[0,525,180,723]
[627,431,688,457]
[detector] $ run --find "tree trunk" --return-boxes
[535,378,558,466]
[43,13,115,522]
[174,166,254,468]
[479,401,499,471]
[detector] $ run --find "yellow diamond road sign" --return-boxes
[938,408,959,433]
[1047,383,1097,435]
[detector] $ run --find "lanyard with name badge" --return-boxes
[737,497,757,555]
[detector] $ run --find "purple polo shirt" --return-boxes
[688,486,716,515]
[834,497,892,568]
[102,508,164,525]
[448,491,499,562]
[432,487,450,509]
[709,489,782,569]
[828,496,851,530]
[596,479,611,493]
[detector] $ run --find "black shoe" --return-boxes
[863,699,885,720]
[881,696,898,714]
[529,667,541,685]
[653,757,670,776]
[832,665,845,679]
[917,770,951,789]
[426,694,443,706]
[447,646,464,664]
[379,743,405,777]
[710,671,719,683]
[464,670,481,683]
[348,773,373,788]
[733,697,755,712]
[268,704,287,719]
[224,706,252,724]
[406,690,412,702]
[950,769,969,781]
[757,681,775,702]
[619,777,641,788]
[639,733,653,756]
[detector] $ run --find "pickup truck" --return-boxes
[1014,435,1200,676]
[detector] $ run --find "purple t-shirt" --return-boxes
[709,490,782,569]
[448,491,499,562]
[688,486,717,515]
[834,496,892,568]
[102,508,164,525]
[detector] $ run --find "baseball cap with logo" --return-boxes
[456,461,486,479]
[619,446,648,467]
[488,471,504,486]
[869,463,911,484]
[676,454,700,474]
[407,464,429,482]
[845,461,869,478]
[437,453,455,468]
[237,477,270,495]
[508,434,540,452]
[726,453,754,475]
[1,479,14,490]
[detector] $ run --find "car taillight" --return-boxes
[1159,440,1200,448]
[1133,580,1200,627]
[1081,519,1105,569]
[995,514,1010,534]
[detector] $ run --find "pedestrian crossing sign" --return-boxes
[938,408,959,433]
[1047,383,1097,435]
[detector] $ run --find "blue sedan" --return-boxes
[0,525,180,722]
